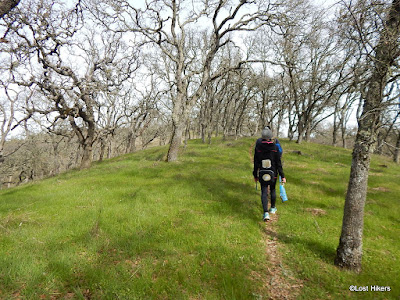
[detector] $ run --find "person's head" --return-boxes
[261,127,273,140]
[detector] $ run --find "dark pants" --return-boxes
[261,180,277,213]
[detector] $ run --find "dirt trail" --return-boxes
[249,140,303,299]
[261,214,303,300]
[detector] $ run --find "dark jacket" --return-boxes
[253,138,285,181]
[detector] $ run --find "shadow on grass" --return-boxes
[122,158,259,221]
[285,170,347,203]
[278,231,336,264]
[193,176,257,218]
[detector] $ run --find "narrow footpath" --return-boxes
[261,214,303,300]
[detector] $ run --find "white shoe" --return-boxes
[263,212,270,221]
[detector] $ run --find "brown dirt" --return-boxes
[261,214,303,299]
[305,208,327,216]
[371,186,390,192]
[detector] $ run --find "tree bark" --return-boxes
[69,106,96,170]
[333,103,339,147]
[0,0,19,19]
[167,121,184,162]
[126,131,137,153]
[335,0,400,272]
[80,143,93,169]
[394,130,400,163]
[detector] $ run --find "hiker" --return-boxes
[253,127,286,221]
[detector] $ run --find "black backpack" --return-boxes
[258,154,275,184]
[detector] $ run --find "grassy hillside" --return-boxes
[0,137,399,299]
[278,141,399,299]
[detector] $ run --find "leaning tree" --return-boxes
[335,0,400,272]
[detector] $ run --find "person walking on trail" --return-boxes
[253,127,286,221]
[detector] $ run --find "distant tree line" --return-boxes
[1,0,399,189]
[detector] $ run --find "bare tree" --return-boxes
[335,0,400,272]
[332,91,357,148]
[123,79,160,153]
[199,72,231,144]
[222,69,257,139]
[0,83,30,164]
[95,92,126,161]
[374,81,400,157]
[242,29,287,135]
[196,43,250,143]
[252,72,284,135]
[99,0,281,161]
[3,0,139,169]
[278,2,354,143]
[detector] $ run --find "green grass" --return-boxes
[279,141,400,300]
[0,137,399,299]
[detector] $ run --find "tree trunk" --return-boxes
[334,124,372,272]
[333,110,339,147]
[341,125,347,149]
[0,0,20,19]
[394,130,400,163]
[99,138,106,162]
[0,147,4,164]
[80,143,93,169]
[167,122,184,162]
[70,113,96,169]
[126,132,137,153]
[375,130,384,155]
[296,115,306,144]
[81,121,95,169]
[184,120,190,149]
[335,0,400,272]
[207,130,212,145]
[296,120,305,143]
[277,109,284,137]
[304,123,312,142]
[340,111,348,148]
[201,124,206,143]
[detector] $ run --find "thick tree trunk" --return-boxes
[335,124,373,272]
[167,122,184,162]
[166,88,189,162]
[304,124,311,142]
[70,110,96,170]
[296,125,304,143]
[201,124,206,143]
[335,0,400,272]
[80,143,93,169]
[126,132,137,153]
[0,0,19,19]
[296,117,306,144]
[0,147,4,164]
[81,122,95,169]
